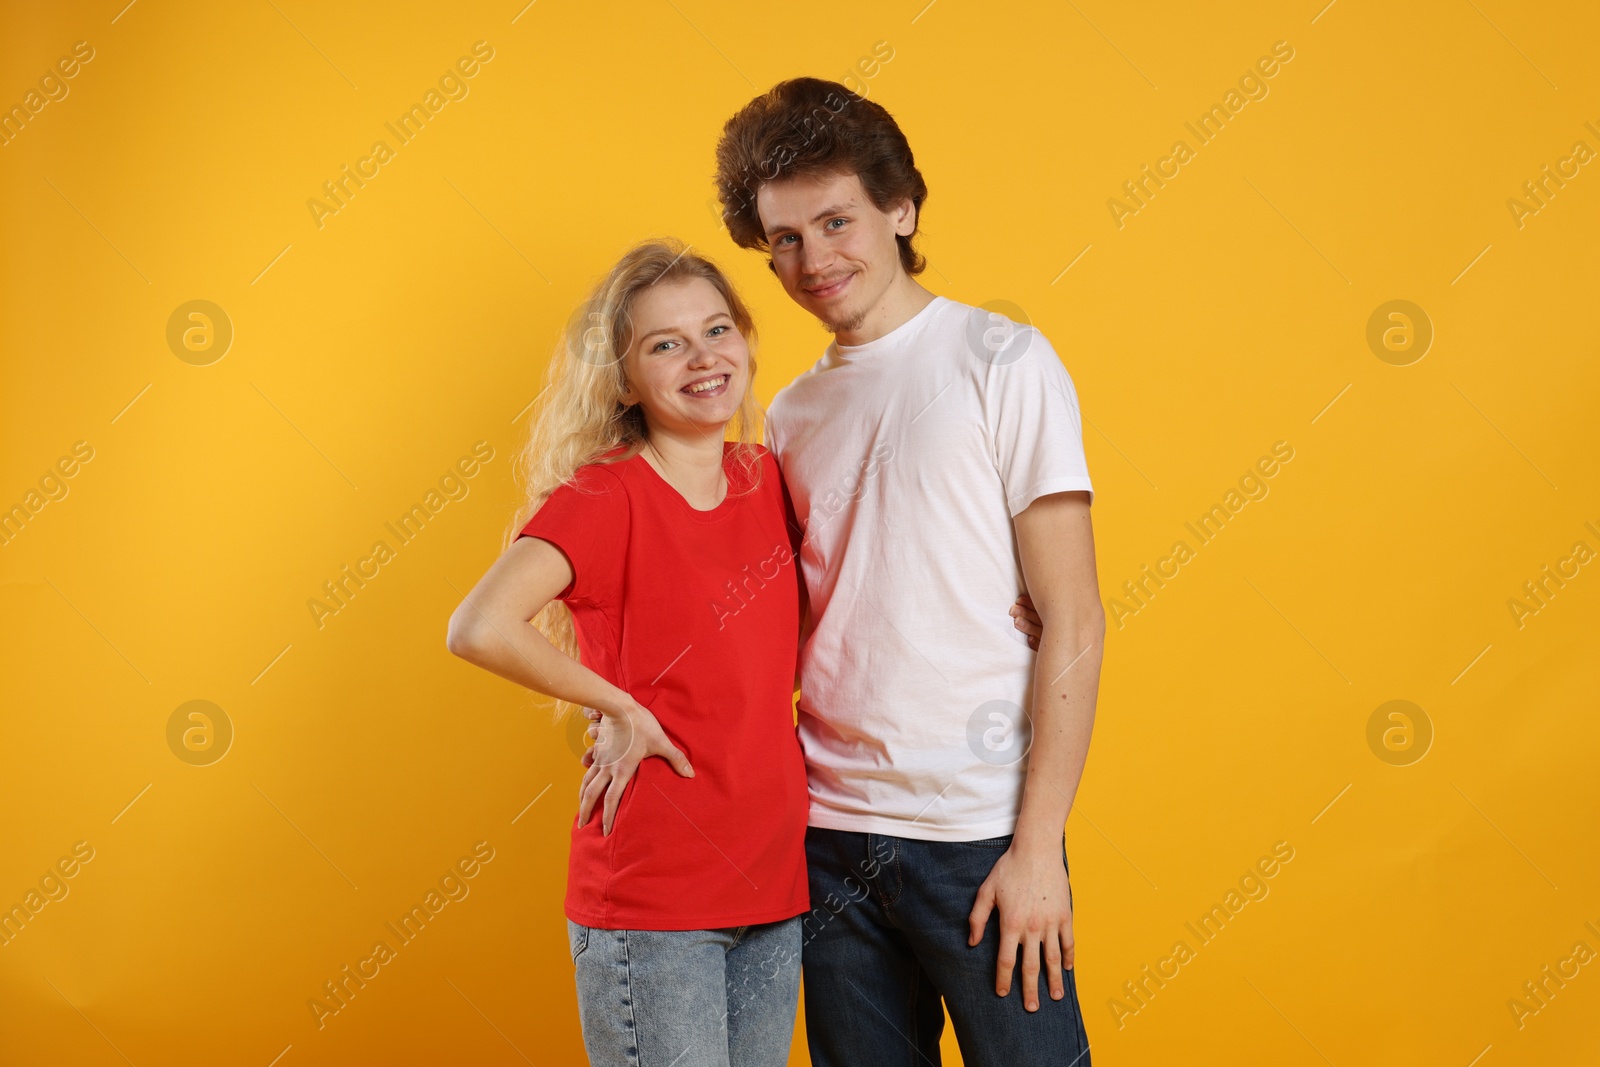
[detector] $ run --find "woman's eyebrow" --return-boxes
[637,313,730,344]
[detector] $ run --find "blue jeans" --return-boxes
[801,828,1091,1067]
[567,916,802,1066]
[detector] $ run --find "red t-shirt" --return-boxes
[519,442,809,930]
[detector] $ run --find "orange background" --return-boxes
[2,1,1597,1064]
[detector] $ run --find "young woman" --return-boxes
[446,239,809,1066]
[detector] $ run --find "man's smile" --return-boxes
[804,273,854,300]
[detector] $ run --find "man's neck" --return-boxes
[834,275,937,347]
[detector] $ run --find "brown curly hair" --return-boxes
[714,77,928,276]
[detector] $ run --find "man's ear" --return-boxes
[766,257,776,274]
[891,197,917,237]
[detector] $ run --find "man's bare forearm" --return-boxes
[1012,621,1103,855]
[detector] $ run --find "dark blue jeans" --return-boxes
[801,827,1090,1067]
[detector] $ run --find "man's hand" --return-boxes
[575,701,693,835]
[1010,593,1043,650]
[967,838,1075,1012]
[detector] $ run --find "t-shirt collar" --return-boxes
[832,295,947,359]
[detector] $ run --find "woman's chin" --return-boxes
[681,400,739,430]
[649,412,735,438]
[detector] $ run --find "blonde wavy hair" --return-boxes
[504,238,765,722]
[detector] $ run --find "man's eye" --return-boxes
[777,234,796,246]
[827,218,847,229]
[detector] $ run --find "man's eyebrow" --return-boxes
[636,312,732,344]
[768,201,859,234]
[809,201,858,223]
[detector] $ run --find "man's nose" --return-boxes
[800,238,832,279]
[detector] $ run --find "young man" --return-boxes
[714,78,1104,1065]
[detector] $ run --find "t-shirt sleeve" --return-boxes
[775,457,804,557]
[517,464,629,604]
[762,406,779,453]
[982,326,1095,517]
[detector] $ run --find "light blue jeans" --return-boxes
[567,916,802,1066]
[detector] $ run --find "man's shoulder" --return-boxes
[766,355,832,418]
[892,296,1059,375]
[945,297,1056,352]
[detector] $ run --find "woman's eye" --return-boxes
[653,340,677,352]
[708,325,728,337]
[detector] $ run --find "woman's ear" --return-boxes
[614,341,636,405]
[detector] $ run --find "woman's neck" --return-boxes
[639,426,727,510]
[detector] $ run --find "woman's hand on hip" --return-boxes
[576,701,693,836]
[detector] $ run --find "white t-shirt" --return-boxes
[766,295,1094,841]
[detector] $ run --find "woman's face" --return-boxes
[620,276,750,439]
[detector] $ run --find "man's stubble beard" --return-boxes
[819,287,870,336]
[822,307,869,336]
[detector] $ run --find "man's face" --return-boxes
[755,170,915,336]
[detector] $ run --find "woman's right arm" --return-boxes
[445,536,692,834]
[445,536,620,710]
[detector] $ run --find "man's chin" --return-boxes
[819,313,870,337]
[819,305,867,336]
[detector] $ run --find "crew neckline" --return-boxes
[834,295,948,357]
[626,440,749,523]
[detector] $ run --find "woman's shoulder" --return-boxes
[720,444,787,515]
[725,440,776,467]
[562,450,637,496]
[723,441,781,488]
